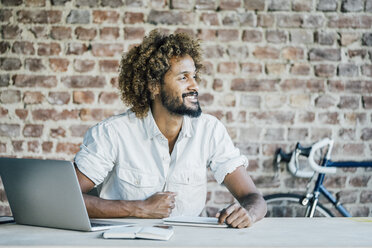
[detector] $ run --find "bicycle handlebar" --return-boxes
[308,138,337,174]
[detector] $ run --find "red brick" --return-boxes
[290,63,310,75]
[345,80,362,93]
[32,109,79,121]
[70,124,90,137]
[290,94,310,107]
[218,62,238,74]
[73,91,95,104]
[49,58,69,72]
[231,78,279,92]
[195,0,216,9]
[318,112,339,124]
[14,75,57,88]
[197,29,216,41]
[171,0,193,9]
[110,77,119,89]
[42,141,53,153]
[91,43,123,57]
[124,27,145,40]
[28,141,40,153]
[29,26,48,38]
[348,49,367,59]
[203,45,224,58]
[315,94,337,108]
[292,0,312,11]
[257,14,274,27]
[199,93,214,106]
[361,128,372,140]
[12,140,23,152]
[50,127,66,138]
[253,46,280,59]
[344,113,366,125]
[277,14,303,27]
[244,0,265,10]
[217,29,239,42]
[23,124,43,137]
[12,41,35,55]
[15,109,28,120]
[0,123,20,137]
[288,128,308,141]
[93,10,120,23]
[25,0,45,6]
[150,0,168,8]
[37,42,61,56]
[363,96,372,109]
[80,108,114,121]
[62,76,106,88]
[340,32,360,46]
[0,89,21,103]
[123,12,144,24]
[241,62,262,75]
[281,79,324,92]
[220,0,241,10]
[327,80,344,92]
[360,190,372,204]
[282,47,304,60]
[200,13,219,26]
[265,63,286,75]
[48,92,70,105]
[2,25,22,39]
[0,41,10,54]
[67,43,88,55]
[99,60,119,72]
[56,142,80,155]
[0,107,8,118]
[17,10,62,24]
[361,64,372,77]
[73,59,95,73]
[266,30,287,44]
[75,27,97,41]
[264,128,285,141]
[315,64,336,77]
[0,58,22,70]
[23,91,44,104]
[338,128,355,141]
[349,176,370,187]
[328,15,372,29]
[298,111,315,123]
[100,27,119,40]
[0,9,12,22]
[264,95,286,109]
[338,96,359,109]
[174,28,196,37]
[25,58,45,72]
[242,30,263,42]
[50,26,71,40]
[147,10,195,25]
[213,79,223,92]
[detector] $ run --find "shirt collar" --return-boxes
[144,109,194,140]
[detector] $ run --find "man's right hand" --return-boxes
[136,191,177,218]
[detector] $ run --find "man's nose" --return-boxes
[188,77,199,91]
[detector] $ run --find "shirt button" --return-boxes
[135,179,140,185]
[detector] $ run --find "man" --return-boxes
[74,29,267,228]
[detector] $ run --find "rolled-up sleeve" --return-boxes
[208,121,248,184]
[74,123,116,185]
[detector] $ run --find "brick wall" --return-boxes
[0,0,371,217]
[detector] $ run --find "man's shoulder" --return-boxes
[92,109,137,130]
[189,113,221,128]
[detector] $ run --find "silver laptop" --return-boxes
[0,157,132,231]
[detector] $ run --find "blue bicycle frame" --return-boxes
[309,158,372,217]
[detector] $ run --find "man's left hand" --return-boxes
[216,203,255,228]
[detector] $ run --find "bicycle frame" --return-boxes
[307,157,372,217]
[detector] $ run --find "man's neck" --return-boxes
[151,102,183,153]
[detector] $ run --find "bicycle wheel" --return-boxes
[264,193,333,217]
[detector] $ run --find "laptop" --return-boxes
[0,157,133,231]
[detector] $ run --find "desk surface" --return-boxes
[0,217,372,247]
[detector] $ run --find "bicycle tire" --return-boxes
[264,193,334,217]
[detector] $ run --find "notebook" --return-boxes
[163,216,228,228]
[0,157,133,231]
[103,225,174,241]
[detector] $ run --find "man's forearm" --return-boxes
[83,194,142,218]
[239,193,267,222]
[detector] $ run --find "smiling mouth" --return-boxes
[182,92,198,103]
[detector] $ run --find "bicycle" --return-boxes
[264,138,372,217]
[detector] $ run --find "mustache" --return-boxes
[182,92,198,98]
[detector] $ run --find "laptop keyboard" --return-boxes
[90,222,115,227]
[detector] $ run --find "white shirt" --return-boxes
[74,109,248,216]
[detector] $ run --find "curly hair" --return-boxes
[118,29,203,118]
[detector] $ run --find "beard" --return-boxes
[160,87,202,118]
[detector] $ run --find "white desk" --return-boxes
[0,218,372,247]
